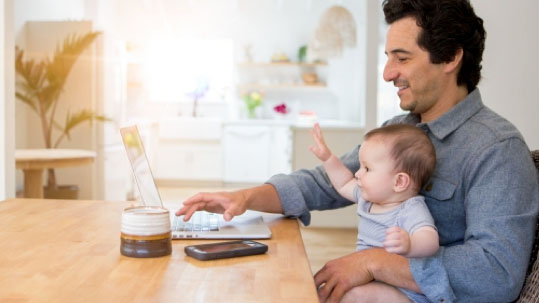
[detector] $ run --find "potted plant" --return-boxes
[15,31,108,198]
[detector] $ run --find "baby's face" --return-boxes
[355,139,398,204]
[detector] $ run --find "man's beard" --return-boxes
[400,99,418,113]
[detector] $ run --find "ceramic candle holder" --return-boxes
[120,206,172,258]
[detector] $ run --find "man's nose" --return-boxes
[383,61,398,82]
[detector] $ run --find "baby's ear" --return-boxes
[393,172,411,193]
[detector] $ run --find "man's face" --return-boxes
[383,17,447,120]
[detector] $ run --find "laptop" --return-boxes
[120,125,272,239]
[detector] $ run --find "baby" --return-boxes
[310,123,438,257]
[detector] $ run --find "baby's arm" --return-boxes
[309,123,356,201]
[383,226,439,258]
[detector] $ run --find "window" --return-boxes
[144,39,234,103]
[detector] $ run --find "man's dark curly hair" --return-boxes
[382,0,486,92]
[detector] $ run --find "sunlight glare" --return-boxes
[145,39,233,102]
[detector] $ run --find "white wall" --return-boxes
[1,0,15,200]
[473,0,539,150]
[14,0,84,34]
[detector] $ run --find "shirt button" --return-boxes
[439,299,445,303]
[425,183,433,192]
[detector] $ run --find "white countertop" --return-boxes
[145,117,363,142]
[223,118,363,129]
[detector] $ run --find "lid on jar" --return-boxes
[121,206,171,236]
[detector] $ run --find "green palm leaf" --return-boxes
[46,32,100,88]
[15,92,38,113]
[54,109,111,147]
[15,47,47,95]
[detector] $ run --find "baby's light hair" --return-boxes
[365,124,436,190]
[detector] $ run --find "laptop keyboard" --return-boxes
[172,212,219,232]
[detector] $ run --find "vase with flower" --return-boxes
[242,91,263,119]
[186,77,209,117]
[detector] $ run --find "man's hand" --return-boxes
[314,248,419,302]
[383,226,411,256]
[175,191,248,222]
[314,250,375,303]
[309,123,332,162]
[176,184,284,222]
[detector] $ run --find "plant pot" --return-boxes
[44,185,80,200]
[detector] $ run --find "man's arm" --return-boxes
[315,248,420,303]
[177,145,360,224]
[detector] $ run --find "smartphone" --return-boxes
[184,240,268,261]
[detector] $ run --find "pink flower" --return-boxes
[273,103,288,114]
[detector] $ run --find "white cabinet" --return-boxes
[154,142,222,181]
[223,123,292,183]
[151,119,292,184]
[152,119,223,182]
[269,126,293,176]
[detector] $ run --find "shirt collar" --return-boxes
[419,88,484,141]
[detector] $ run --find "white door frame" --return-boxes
[1,0,16,200]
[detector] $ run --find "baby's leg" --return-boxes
[341,281,411,303]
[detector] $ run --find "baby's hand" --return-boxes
[309,123,332,162]
[383,226,411,256]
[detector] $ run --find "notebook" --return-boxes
[120,125,272,239]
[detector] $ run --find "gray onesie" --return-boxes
[353,186,436,251]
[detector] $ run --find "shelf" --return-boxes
[237,83,329,93]
[236,61,329,94]
[237,62,327,68]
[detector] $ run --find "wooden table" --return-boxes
[15,149,96,198]
[0,199,319,303]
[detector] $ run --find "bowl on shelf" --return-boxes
[301,72,318,85]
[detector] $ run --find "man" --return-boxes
[177,0,539,302]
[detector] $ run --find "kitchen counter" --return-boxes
[223,118,363,130]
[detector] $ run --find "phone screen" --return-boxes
[198,242,251,253]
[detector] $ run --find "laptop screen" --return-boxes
[120,125,163,207]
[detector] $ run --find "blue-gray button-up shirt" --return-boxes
[268,89,539,302]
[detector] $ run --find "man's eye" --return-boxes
[397,57,408,62]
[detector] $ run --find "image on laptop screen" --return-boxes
[120,125,162,207]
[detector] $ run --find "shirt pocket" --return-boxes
[422,176,457,202]
[421,176,458,239]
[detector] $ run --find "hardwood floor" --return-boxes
[300,226,357,274]
[158,186,357,274]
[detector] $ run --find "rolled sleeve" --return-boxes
[267,173,312,225]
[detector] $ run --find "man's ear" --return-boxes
[444,48,464,74]
[394,172,411,193]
